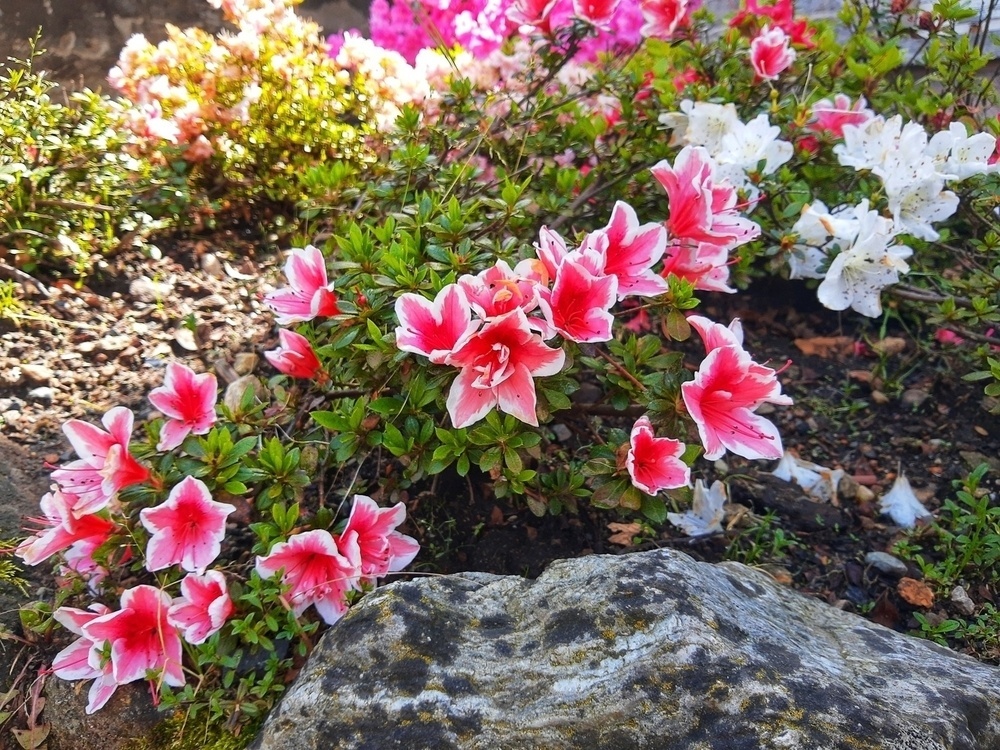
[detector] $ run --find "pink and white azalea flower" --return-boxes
[265,329,324,380]
[750,25,797,81]
[445,309,566,428]
[339,494,420,581]
[661,241,735,293]
[573,0,621,27]
[687,314,745,352]
[264,245,339,325]
[256,529,362,625]
[168,570,233,645]
[50,407,150,517]
[809,94,874,138]
[394,284,480,364]
[597,201,669,299]
[458,260,541,321]
[17,489,116,566]
[51,604,118,714]
[640,0,690,39]
[533,226,571,284]
[508,0,558,31]
[139,476,234,573]
[626,416,690,495]
[83,585,185,688]
[537,256,618,343]
[147,362,218,451]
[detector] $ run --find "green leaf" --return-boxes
[641,495,667,525]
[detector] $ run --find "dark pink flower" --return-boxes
[573,0,621,27]
[16,489,116,566]
[537,256,618,343]
[509,0,559,31]
[139,476,234,573]
[148,362,218,451]
[598,200,669,299]
[338,494,419,581]
[264,245,339,325]
[265,329,324,380]
[50,407,150,516]
[445,309,566,428]
[168,570,233,645]
[640,0,690,39]
[626,416,690,494]
[83,585,185,688]
[750,25,797,81]
[809,94,874,138]
[394,284,480,364]
[256,529,362,625]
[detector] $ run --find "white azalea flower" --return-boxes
[667,479,726,537]
[879,472,932,528]
[675,100,741,156]
[717,114,793,176]
[884,176,959,241]
[772,452,844,503]
[934,122,997,181]
[835,115,903,171]
[788,202,859,280]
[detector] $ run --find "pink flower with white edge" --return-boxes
[51,604,118,714]
[394,284,480,365]
[139,476,234,573]
[255,529,362,625]
[508,0,558,31]
[598,201,669,299]
[147,362,218,451]
[445,309,566,428]
[83,585,185,689]
[661,241,735,293]
[533,226,571,284]
[573,0,621,27]
[168,570,233,645]
[50,407,150,517]
[265,329,324,380]
[640,0,690,39]
[537,256,618,343]
[750,25,796,81]
[687,314,746,352]
[339,494,419,582]
[16,489,116,566]
[264,245,339,325]
[458,260,541,321]
[626,416,690,494]
[809,94,874,138]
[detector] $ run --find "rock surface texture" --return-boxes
[252,549,1000,750]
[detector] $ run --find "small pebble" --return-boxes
[27,386,55,402]
[233,353,259,376]
[854,485,875,503]
[901,389,930,408]
[865,551,908,577]
[950,585,976,616]
[129,276,174,303]
[201,253,225,279]
[1,410,21,424]
[551,423,572,442]
[20,363,54,384]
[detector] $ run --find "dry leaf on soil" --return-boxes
[607,522,643,546]
[898,577,935,608]
[793,336,855,359]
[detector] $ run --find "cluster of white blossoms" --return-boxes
[659,100,793,202]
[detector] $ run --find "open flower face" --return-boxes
[140,476,235,573]
[339,494,419,581]
[749,25,796,81]
[168,570,233,644]
[51,604,118,714]
[626,416,690,495]
[148,362,218,451]
[598,200,669,299]
[264,245,339,325]
[394,283,480,364]
[16,489,116,566]
[538,256,618,344]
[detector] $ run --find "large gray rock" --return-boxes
[253,549,1000,750]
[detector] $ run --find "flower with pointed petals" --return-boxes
[264,245,339,325]
[508,0,558,31]
[51,604,118,714]
[17,488,116,566]
[458,260,541,320]
[750,25,796,81]
[809,94,874,138]
[626,416,690,495]
[339,494,420,581]
[394,284,480,364]
[168,570,233,645]
[597,201,669,299]
[140,476,234,573]
[661,241,736,293]
[83,585,185,688]
[537,257,618,343]
[445,309,566,428]
[265,329,323,380]
[256,529,362,625]
[879,472,932,528]
[50,407,150,517]
[533,226,570,284]
[667,478,726,536]
[640,0,690,39]
[573,0,620,27]
[148,362,218,451]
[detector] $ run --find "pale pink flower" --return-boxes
[598,200,669,299]
[626,416,690,494]
[255,529,362,625]
[148,362,218,451]
[750,25,797,81]
[809,94,874,138]
[168,570,233,645]
[458,260,541,320]
[339,494,420,581]
[640,0,689,39]
[16,489,116,566]
[265,329,324,380]
[573,0,621,27]
[51,604,118,714]
[139,476,234,573]
[83,585,185,688]
[537,256,618,343]
[50,407,150,517]
[395,284,480,364]
[445,309,566,428]
[264,246,339,325]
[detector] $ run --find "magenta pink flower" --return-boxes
[17,489,116,566]
[147,362,218,451]
[651,148,760,249]
[573,0,621,27]
[395,284,480,364]
[256,529,362,625]
[264,245,339,325]
[598,200,669,299]
[458,260,541,321]
[265,329,324,380]
[167,570,233,645]
[139,476,234,573]
[750,25,797,81]
[640,0,689,39]
[83,585,185,688]
[809,94,874,138]
[338,494,419,581]
[50,407,150,517]
[626,416,690,494]
[445,309,566,428]
[538,257,618,343]
[51,604,118,714]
